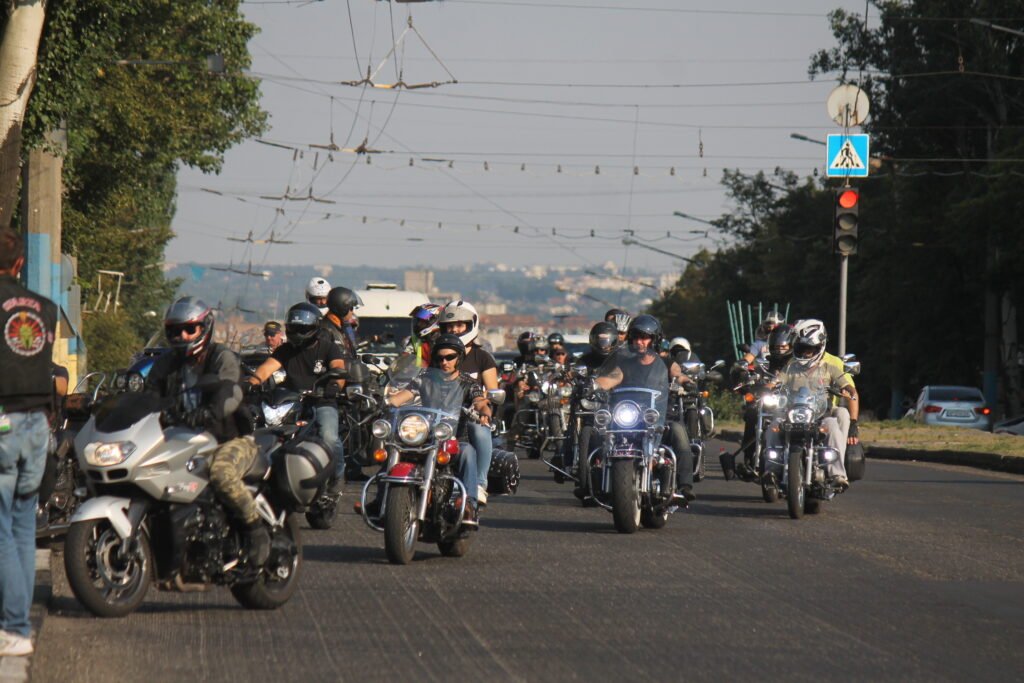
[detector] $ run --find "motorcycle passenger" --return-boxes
[767,319,858,490]
[744,311,785,363]
[146,297,270,566]
[387,334,488,526]
[409,303,443,367]
[439,300,498,507]
[594,315,696,502]
[248,303,348,495]
[305,277,332,315]
[322,286,362,359]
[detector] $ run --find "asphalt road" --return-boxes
[34,439,1024,682]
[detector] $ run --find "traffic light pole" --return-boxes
[838,254,848,356]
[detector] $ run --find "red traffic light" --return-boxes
[838,189,859,209]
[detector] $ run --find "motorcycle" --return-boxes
[336,356,386,479]
[62,374,331,617]
[512,364,552,460]
[358,364,502,564]
[760,356,861,518]
[548,366,601,490]
[722,359,776,481]
[583,352,681,533]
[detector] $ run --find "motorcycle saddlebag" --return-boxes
[487,448,520,495]
[272,438,333,508]
[845,442,866,482]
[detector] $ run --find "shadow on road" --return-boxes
[696,492,765,503]
[872,479,1022,486]
[48,594,240,618]
[303,544,388,565]
[484,517,613,534]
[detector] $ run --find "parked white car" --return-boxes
[912,385,992,431]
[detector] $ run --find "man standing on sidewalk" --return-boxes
[0,227,56,657]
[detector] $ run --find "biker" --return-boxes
[578,322,617,372]
[767,324,795,374]
[146,297,270,565]
[409,303,443,366]
[593,315,696,502]
[743,311,785,363]
[767,318,858,490]
[439,300,498,506]
[387,334,488,526]
[248,303,348,495]
[322,286,362,359]
[263,321,285,353]
[669,337,700,365]
[305,277,332,315]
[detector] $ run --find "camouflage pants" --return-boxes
[209,436,259,525]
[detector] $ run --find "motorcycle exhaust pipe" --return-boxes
[541,458,578,483]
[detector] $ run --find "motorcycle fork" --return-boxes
[416,454,437,522]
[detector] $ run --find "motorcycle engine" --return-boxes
[181,505,236,582]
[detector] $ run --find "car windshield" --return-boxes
[929,387,984,402]
[357,317,407,354]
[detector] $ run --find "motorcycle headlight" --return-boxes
[612,401,641,428]
[372,419,391,439]
[580,398,598,411]
[787,407,814,424]
[594,409,611,428]
[766,448,781,461]
[544,382,557,397]
[643,408,660,426]
[126,372,145,393]
[762,394,781,409]
[818,447,839,463]
[398,414,430,445]
[559,385,573,398]
[527,391,542,403]
[433,422,454,440]
[84,441,136,467]
[272,369,287,385]
[262,402,295,427]
[113,373,127,391]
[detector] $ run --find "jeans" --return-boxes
[667,421,694,489]
[315,405,346,481]
[765,407,849,479]
[468,423,492,490]
[0,410,49,637]
[457,442,478,505]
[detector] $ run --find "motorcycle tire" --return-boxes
[305,494,337,530]
[231,514,303,610]
[693,443,706,483]
[787,450,805,520]
[845,442,866,482]
[610,460,641,534]
[640,507,668,529]
[65,519,153,618]
[804,498,822,515]
[384,486,419,565]
[438,536,471,558]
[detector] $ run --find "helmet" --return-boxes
[273,439,332,507]
[756,310,786,339]
[613,313,632,335]
[285,302,323,346]
[410,303,442,340]
[547,332,564,348]
[530,336,550,357]
[589,322,616,356]
[326,286,362,319]
[669,337,691,353]
[792,319,827,368]
[768,324,796,365]
[430,333,467,368]
[604,308,627,323]
[517,331,536,356]
[305,277,331,314]
[164,297,215,359]
[439,300,479,346]
[626,314,663,352]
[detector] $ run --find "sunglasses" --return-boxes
[436,353,459,362]
[553,351,567,357]
[167,323,200,337]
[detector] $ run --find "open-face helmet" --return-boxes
[547,332,564,348]
[430,333,466,369]
[626,314,663,352]
[326,286,362,319]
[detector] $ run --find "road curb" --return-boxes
[715,429,1024,475]
[0,548,51,683]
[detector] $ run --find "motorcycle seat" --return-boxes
[253,430,279,456]
[243,449,272,483]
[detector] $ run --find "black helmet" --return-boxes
[768,323,796,364]
[589,321,616,356]
[517,331,536,356]
[547,332,564,347]
[430,333,466,368]
[164,297,215,359]
[604,308,627,323]
[286,302,322,346]
[326,286,363,319]
[626,314,663,352]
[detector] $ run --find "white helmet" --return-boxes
[669,337,691,353]
[613,313,632,334]
[439,300,479,346]
[792,319,827,368]
[305,277,331,315]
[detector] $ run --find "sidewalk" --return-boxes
[0,549,52,683]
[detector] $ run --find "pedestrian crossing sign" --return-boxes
[826,134,870,178]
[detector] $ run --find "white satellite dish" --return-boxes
[826,84,870,127]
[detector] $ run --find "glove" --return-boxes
[848,419,859,439]
[188,407,216,430]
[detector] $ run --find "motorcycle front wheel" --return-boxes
[610,460,641,534]
[787,449,805,520]
[65,519,152,618]
[384,486,419,564]
[231,514,303,610]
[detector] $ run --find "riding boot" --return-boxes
[246,521,271,566]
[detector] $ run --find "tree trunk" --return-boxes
[0,0,47,230]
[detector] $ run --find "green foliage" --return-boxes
[706,384,744,423]
[16,0,266,354]
[82,310,143,375]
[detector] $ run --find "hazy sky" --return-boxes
[169,0,866,275]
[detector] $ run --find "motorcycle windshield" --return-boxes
[784,385,830,420]
[385,354,424,395]
[597,349,669,426]
[92,391,163,433]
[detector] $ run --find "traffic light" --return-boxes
[833,187,859,256]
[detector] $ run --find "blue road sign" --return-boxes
[826,134,870,178]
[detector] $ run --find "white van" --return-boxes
[354,283,430,359]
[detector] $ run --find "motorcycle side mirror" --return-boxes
[843,361,861,377]
[571,350,584,360]
[361,354,379,366]
[841,353,857,363]
[680,361,703,376]
[710,359,726,371]
[487,389,507,406]
[500,361,515,374]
